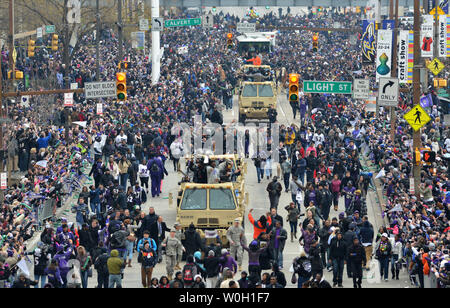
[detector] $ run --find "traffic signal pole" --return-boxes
[96,0,101,81]
[118,0,123,64]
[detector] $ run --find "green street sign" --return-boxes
[303,80,352,94]
[45,25,55,34]
[164,18,202,28]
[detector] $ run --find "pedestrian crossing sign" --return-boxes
[404,104,432,131]
[427,58,445,76]
[429,6,445,15]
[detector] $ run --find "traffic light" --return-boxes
[312,34,319,52]
[27,39,35,57]
[119,61,130,70]
[289,73,299,102]
[116,72,127,101]
[51,34,59,51]
[226,33,233,49]
[423,151,436,163]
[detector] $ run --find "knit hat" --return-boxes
[208,250,215,257]
[339,212,345,219]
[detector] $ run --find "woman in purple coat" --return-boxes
[147,156,167,198]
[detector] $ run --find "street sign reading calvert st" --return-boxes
[303,80,352,94]
[164,18,202,28]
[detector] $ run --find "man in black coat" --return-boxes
[329,231,347,287]
[203,250,221,288]
[182,223,203,258]
[266,176,282,210]
[309,240,323,278]
[78,223,95,252]
[139,207,158,238]
[149,215,171,262]
[347,237,366,288]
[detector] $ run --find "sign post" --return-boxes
[353,79,370,99]
[378,77,399,106]
[203,14,214,28]
[139,19,149,31]
[404,104,432,131]
[151,17,164,31]
[237,23,256,33]
[64,92,73,107]
[84,81,117,99]
[164,18,202,28]
[0,173,7,190]
[96,103,103,115]
[303,80,352,94]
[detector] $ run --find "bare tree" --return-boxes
[17,0,117,79]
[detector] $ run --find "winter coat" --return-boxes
[329,237,347,260]
[183,228,203,256]
[107,250,124,275]
[204,256,221,278]
[347,243,366,265]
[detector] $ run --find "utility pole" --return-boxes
[0,40,4,187]
[390,0,399,144]
[434,0,439,58]
[118,0,123,64]
[7,0,14,186]
[151,0,161,85]
[8,0,15,90]
[96,0,100,80]
[413,0,422,196]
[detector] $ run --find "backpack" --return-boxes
[95,253,109,274]
[183,264,197,283]
[295,259,312,278]
[111,231,127,248]
[150,162,160,173]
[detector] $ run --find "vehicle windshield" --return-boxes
[242,84,258,97]
[180,189,207,210]
[258,84,274,97]
[209,189,236,210]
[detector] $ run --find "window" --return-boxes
[258,84,274,97]
[180,189,207,210]
[242,84,258,97]
[210,189,236,210]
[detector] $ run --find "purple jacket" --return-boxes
[219,254,238,273]
[302,230,316,254]
[147,157,165,178]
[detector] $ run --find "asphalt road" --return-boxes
[26,92,414,288]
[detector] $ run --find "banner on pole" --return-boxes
[382,20,395,30]
[361,20,376,64]
[408,31,414,83]
[439,15,447,57]
[421,15,434,58]
[398,31,409,84]
[376,29,393,81]
[447,14,450,57]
